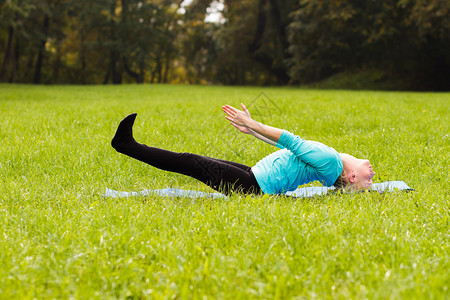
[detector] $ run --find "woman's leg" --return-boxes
[111,114,262,195]
[207,157,253,172]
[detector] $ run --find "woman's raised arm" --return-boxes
[222,103,282,146]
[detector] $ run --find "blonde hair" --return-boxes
[333,169,349,189]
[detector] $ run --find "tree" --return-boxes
[287,0,450,90]
[248,0,297,84]
[212,0,297,85]
[0,0,447,89]
[0,0,36,82]
[178,0,217,84]
[399,0,450,90]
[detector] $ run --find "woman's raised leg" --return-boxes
[111,114,261,195]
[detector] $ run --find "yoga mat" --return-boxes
[104,181,413,199]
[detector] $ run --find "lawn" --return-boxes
[0,84,448,299]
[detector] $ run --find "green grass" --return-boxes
[0,84,448,299]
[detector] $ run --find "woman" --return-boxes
[111,104,375,195]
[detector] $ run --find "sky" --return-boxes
[179,0,225,23]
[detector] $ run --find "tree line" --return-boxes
[1,0,449,90]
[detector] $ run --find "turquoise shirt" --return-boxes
[251,130,343,195]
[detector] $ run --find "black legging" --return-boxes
[111,113,262,195]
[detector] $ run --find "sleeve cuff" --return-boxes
[276,130,293,149]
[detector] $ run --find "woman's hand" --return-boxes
[222,103,253,134]
[222,103,282,145]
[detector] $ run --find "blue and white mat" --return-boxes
[104,181,413,199]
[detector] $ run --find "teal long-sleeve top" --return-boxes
[251,130,343,195]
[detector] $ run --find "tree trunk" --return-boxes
[139,65,144,83]
[248,0,266,54]
[248,0,290,84]
[163,53,170,83]
[25,54,34,82]
[150,69,155,83]
[267,0,289,51]
[34,14,50,84]
[107,1,122,84]
[123,57,141,83]
[1,25,15,82]
[10,38,19,83]
[110,50,122,84]
[267,0,289,84]
[155,58,162,83]
[80,31,87,84]
[103,69,110,85]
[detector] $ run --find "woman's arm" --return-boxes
[276,130,342,177]
[247,128,278,146]
[222,103,282,145]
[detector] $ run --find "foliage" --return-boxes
[0,0,448,89]
[0,84,449,298]
[212,0,297,85]
[178,0,218,84]
[287,0,450,90]
[0,0,186,84]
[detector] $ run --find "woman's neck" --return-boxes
[339,153,357,175]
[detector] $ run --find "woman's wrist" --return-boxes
[249,121,282,143]
[248,128,277,146]
[247,119,262,132]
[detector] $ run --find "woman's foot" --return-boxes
[111,113,138,151]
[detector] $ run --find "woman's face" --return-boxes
[354,159,375,189]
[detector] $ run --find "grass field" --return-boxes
[0,84,448,299]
